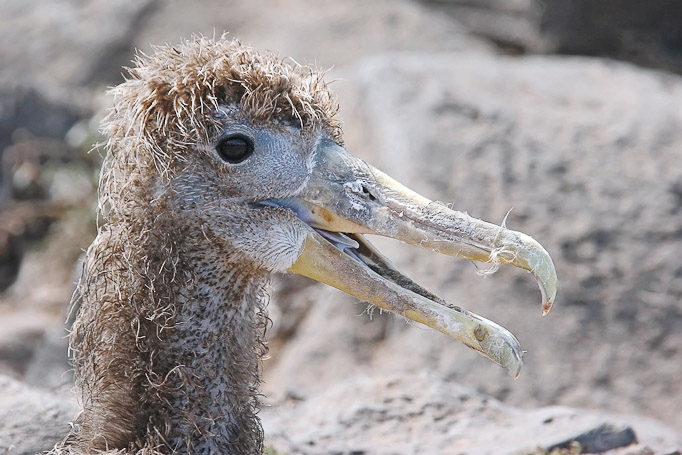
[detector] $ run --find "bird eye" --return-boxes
[216,135,254,163]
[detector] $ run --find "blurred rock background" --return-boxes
[1,1,681,454]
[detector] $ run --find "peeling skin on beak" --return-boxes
[289,231,524,378]
[267,139,558,377]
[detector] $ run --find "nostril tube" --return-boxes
[361,185,377,201]
[343,181,377,201]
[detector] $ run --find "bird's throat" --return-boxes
[160,262,269,454]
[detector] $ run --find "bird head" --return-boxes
[102,36,557,378]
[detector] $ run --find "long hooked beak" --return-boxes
[272,139,557,378]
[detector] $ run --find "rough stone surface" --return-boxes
[416,0,547,53]
[541,0,682,74]
[416,0,682,74]
[0,0,158,88]
[0,376,77,455]
[262,372,682,455]
[132,0,490,73]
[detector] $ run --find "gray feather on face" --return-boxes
[174,104,318,273]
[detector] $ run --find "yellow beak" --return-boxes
[282,140,557,378]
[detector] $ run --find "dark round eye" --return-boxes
[216,135,254,163]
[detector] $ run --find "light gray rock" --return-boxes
[0,375,77,455]
[133,0,491,73]
[415,0,547,53]
[265,52,682,429]
[0,0,158,88]
[262,372,682,455]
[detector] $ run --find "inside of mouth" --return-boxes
[314,229,359,251]
[315,228,451,307]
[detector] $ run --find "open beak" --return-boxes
[269,139,557,378]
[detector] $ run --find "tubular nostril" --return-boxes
[344,181,378,202]
[361,185,377,201]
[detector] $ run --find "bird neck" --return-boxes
[65,219,270,455]
[161,257,269,454]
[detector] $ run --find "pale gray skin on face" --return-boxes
[173,106,314,274]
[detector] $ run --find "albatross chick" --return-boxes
[50,36,558,455]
